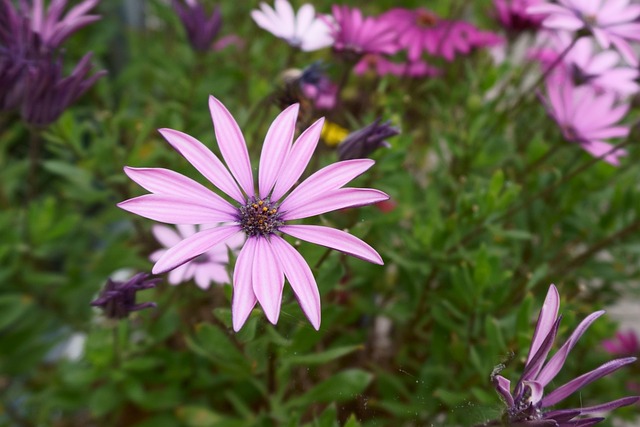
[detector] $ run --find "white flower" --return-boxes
[251,0,333,51]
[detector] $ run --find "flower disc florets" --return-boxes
[239,197,284,237]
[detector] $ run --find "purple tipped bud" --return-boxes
[172,0,222,52]
[91,273,161,319]
[337,119,399,161]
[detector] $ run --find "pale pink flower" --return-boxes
[380,8,503,62]
[150,224,244,289]
[536,34,639,97]
[325,5,399,58]
[528,0,640,65]
[541,78,629,165]
[119,96,387,331]
[251,0,332,52]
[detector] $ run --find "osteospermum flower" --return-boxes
[353,54,440,78]
[494,0,545,33]
[488,284,638,426]
[540,78,629,166]
[251,0,332,52]
[527,0,640,66]
[380,8,502,62]
[150,224,244,289]
[119,96,387,331]
[91,273,160,319]
[602,330,639,357]
[172,0,222,52]
[325,5,399,59]
[25,0,101,50]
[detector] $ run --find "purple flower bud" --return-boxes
[337,119,399,161]
[91,273,160,319]
[172,0,222,52]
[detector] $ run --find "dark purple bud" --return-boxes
[91,273,161,319]
[172,0,222,52]
[337,119,399,161]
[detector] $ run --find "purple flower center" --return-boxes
[239,198,284,237]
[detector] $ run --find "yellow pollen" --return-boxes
[262,207,268,212]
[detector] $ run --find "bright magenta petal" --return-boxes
[281,224,383,264]
[259,103,299,199]
[270,235,321,330]
[152,225,241,274]
[158,128,246,204]
[271,117,324,202]
[118,194,236,224]
[208,96,255,197]
[232,237,258,331]
[252,237,285,325]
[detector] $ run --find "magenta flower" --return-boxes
[527,0,640,66]
[325,5,399,58]
[602,330,640,357]
[494,0,545,33]
[251,0,332,52]
[26,0,101,50]
[541,78,629,166]
[118,96,387,331]
[490,284,638,426]
[354,54,440,78]
[380,8,503,62]
[172,0,222,52]
[150,224,244,289]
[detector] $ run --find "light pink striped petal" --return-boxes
[279,159,375,212]
[208,96,255,197]
[527,284,560,364]
[118,194,236,224]
[152,225,242,274]
[152,224,182,248]
[123,167,237,216]
[538,310,605,386]
[270,235,321,329]
[252,237,285,325]
[259,103,299,198]
[271,118,324,202]
[282,188,389,220]
[232,237,258,331]
[158,128,246,204]
[281,224,383,264]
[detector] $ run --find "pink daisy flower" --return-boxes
[325,5,399,58]
[380,8,503,62]
[541,78,629,165]
[353,54,440,78]
[118,96,387,331]
[251,0,333,52]
[527,0,640,65]
[602,330,640,357]
[150,224,244,290]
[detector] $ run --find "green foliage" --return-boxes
[1,1,638,426]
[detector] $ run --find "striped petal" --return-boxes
[252,237,285,325]
[259,103,298,198]
[282,188,388,220]
[232,237,258,331]
[118,194,236,224]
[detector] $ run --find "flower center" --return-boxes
[239,197,284,237]
[416,9,438,27]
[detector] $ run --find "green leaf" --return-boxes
[176,405,223,427]
[0,294,31,330]
[286,369,373,408]
[284,345,363,366]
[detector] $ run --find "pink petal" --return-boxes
[281,224,383,264]
[279,159,375,212]
[271,118,324,202]
[232,237,258,331]
[151,224,182,248]
[118,194,236,224]
[152,225,242,274]
[158,128,246,204]
[494,375,514,407]
[208,96,255,197]
[527,284,560,364]
[259,103,299,198]
[123,167,237,216]
[270,235,321,330]
[252,237,285,324]
[282,188,389,220]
